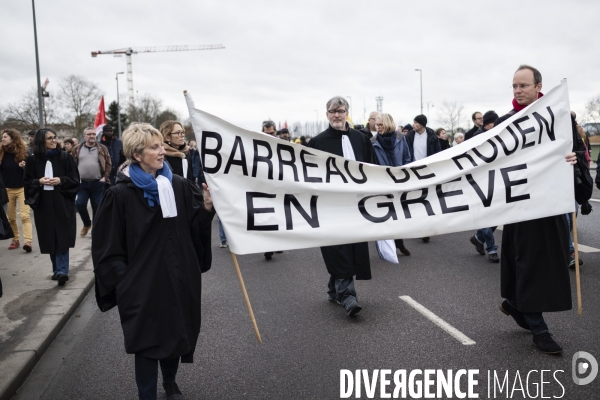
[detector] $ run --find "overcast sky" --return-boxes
[2,0,599,132]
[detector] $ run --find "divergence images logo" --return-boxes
[572,351,598,385]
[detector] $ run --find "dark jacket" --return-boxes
[308,125,375,280]
[464,125,480,141]
[190,148,201,179]
[92,165,215,362]
[405,127,441,162]
[165,153,194,182]
[439,138,450,151]
[99,136,124,181]
[24,151,80,254]
[372,133,412,167]
[0,174,7,205]
[72,142,113,183]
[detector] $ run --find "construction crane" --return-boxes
[91,44,225,106]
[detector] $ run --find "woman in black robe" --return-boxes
[24,128,80,285]
[159,120,194,182]
[92,123,214,400]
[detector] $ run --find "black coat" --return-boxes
[439,138,450,150]
[464,125,480,141]
[307,125,375,280]
[165,153,194,182]
[24,152,80,254]
[405,128,441,162]
[92,167,215,362]
[496,109,584,312]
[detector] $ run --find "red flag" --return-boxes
[94,96,107,134]
[278,121,281,130]
[284,120,288,129]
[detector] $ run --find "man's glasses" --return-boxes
[46,136,57,141]
[327,109,347,115]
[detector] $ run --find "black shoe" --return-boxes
[275,251,283,253]
[568,253,583,268]
[51,273,58,281]
[57,274,69,286]
[163,382,184,400]
[499,300,529,330]
[346,301,362,317]
[328,296,341,305]
[488,253,500,263]
[264,252,273,260]
[470,235,485,255]
[396,240,411,256]
[532,333,563,354]
[421,237,430,243]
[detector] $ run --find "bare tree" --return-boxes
[583,95,600,136]
[438,100,465,134]
[58,75,103,134]
[127,94,163,127]
[3,88,58,131]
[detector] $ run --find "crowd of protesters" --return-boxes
[0,63,597,399]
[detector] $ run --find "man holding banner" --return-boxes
[307,96,376,317]
[498,65,582,354]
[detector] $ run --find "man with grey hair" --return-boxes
[262,120,277,137]
[307,96,376,317]
[71,127,112,236]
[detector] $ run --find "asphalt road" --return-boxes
[12,198,600,399]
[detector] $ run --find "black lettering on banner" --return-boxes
[436,177,469,214]
[496,127,520,156]
[410,165,436,180]
[472,139,499,163]
[252,139,274,180]
[513,116,536,149]
[283,194,319,230]
[466,170,496,207]
[246,192,278,231]
[532,107,556,144]
[500,164,531,203]
[326,157,348,183]
[224,136,248,176]
[451,152,478,170]
[277,144,299,182]
[200,131,222,174]
[358,194,398,223]
[387,167,410,183]
[300,150,323,183]
[400,189,435,219]
[344,160,368,184]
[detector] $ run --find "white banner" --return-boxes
[186,81,574,255]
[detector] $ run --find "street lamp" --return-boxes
[415,69,423,115]
[31,0,44,128]
[116,72,124,137]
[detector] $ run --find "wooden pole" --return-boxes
[572,212,582,316]
[230,252,262,343]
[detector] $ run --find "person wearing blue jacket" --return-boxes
[372,113,412,256]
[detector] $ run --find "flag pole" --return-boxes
[572,212,582,316]
[230,252,262,343]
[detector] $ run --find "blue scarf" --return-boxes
[46,149,59,157]
[129,163,173,206]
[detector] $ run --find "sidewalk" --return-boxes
[0,213,95,400]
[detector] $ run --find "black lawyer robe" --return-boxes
[165,153,194,182]
[24,152,80,254]
[495,110,583,313]
[307,125,376,280]
[92,168,214,362]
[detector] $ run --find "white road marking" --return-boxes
[399,295,476,346]
[589,198,600,203]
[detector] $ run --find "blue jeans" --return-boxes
[506,299,548,336]
[327,276,357,310]
[476,227,498,254]
[135,354,180,400]
[218,217,227,243]
[50,237,69,275]
[76,180,106,227]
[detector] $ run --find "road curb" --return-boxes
[0,259,95,400]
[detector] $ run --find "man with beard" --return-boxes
[497,65,581,354]
[308,96,375,317]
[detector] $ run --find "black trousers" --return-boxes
[134,354,180,400]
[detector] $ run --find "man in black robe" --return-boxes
[497,65,581,354]
[308,96,375,317]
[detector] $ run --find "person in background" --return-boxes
[401,124,412,136]
[452,132,465,146]
[464,112,483,141]
[189,139,202,186]
[279,128,291,142]
[71,137,79,147]
[360,111,379,140]
[27,130,36,155]
[159,121,194,182]
[0,129,33,252]
[92,123,214,400]
[63,139,75,154]
[373,113,412,256]
[100,125,125,186]
[300,136,308,146]
[435,128,450,150]
[261,120,277,137]
[24,128,80,285]
[72,127,112,236]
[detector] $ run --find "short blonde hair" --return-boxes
[159,120,184,141]
[122,123,163,163]
[376,113,396,134]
